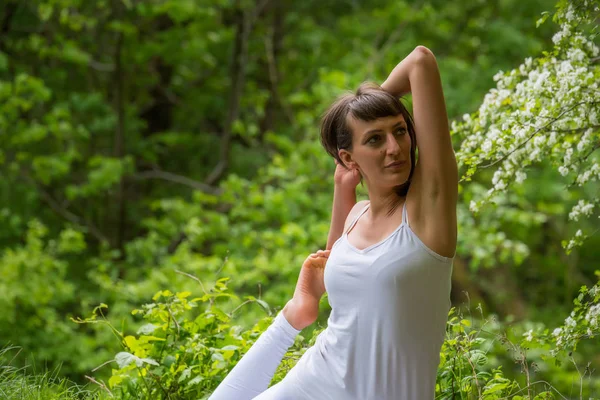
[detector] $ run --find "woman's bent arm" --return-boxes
[325,184,356,250]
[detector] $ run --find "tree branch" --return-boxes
[88,59,115,72]
[249,0,272,31]
[21,173,109,243]
[112,5,127,252]
[550,124,600,134]
[567,143,600,188]
[134,169,223,196]
[205,0,261,185]
[263,10,295,127]
[480,101,600,169]
[0,2,18,56]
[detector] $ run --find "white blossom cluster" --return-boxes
[454,2,600,250]
[549,311,577,355]
[564,228,586,253]
[568,199,595,221]
[522,280,600,356]
[549,281,600,356]
[549,300,600,357]
[523,282,600,350]
[586,303,600,328]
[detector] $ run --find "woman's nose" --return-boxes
[386,133,402,154]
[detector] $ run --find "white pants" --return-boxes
[209,311,302,400]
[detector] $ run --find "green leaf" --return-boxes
[484,379,510,393]
[115,352,137,369]
[178,367,192,382]
[536,12,550,28]
[187,375,204,386]
[137,323,158,335]
[115,351,159,368]
[255,299,270,312]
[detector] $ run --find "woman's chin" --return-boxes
[387,171,409,180]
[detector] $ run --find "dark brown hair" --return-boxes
[319,81,417,199]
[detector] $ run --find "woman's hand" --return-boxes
[282,249,331,330]
[334,159,361,188]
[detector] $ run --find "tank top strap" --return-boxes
[345,202,370,235]
[402,201,410,228]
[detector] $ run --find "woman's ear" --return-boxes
[338,149,356,169]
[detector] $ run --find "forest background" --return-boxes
[0,0,599,399]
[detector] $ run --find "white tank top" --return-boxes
[286,201,454,400]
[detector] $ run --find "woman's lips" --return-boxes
[386,161,406,168]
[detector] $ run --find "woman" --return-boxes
[210,45,457,400]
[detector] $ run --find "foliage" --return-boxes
[0,0,598,399]
[455,0,600,253]
[3,269,599,399]
[437,282,600,399]
[72,276,599,399]
[0,0,561,381]
[72,277,302,399]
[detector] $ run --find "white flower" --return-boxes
[552,327,563,337]
[564,6,575,22]
[482,139,493,153]
[586,304,600,328]
[523,329,534,342]
[576,170,593,185]
[495,180,507,191]
[569,200,595,221]
[515,171,527,184]
[590,109,598,125]
[563,148,573,164]
[533,135,545,147]
[493,70,505,82]
[552,31,563,44]
[559,166,569,176]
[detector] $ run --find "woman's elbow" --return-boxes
[412,45,437,64]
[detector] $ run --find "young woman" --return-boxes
[210,45,457,400]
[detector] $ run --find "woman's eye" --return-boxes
[368,129,406,144]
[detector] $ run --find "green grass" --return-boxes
[0,346,106,400]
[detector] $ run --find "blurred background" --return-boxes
[0,0,598,398]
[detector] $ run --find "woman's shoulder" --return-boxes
[342,200,370,233]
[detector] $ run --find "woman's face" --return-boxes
[340,113,412,188]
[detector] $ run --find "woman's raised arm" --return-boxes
[381,45,457,258]
[381,45,457,200]
[325,161,360,250]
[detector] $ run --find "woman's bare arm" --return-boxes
[381,46,456,197]
[325,184,356,250]
[382,45,458,258]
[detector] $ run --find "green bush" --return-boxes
[71,274,599,400]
